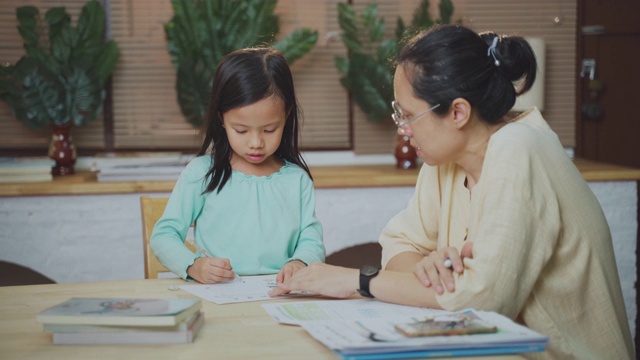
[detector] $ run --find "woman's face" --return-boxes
[393,65,463,166]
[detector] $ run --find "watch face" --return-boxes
[361,265,379,276]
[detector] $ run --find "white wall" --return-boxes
[0,181,636,337]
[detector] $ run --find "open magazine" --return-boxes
[262,299,548,359]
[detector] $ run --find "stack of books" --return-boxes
[88,152,192,182]
[36,297,203,345]
[0,157,54,183]
[262,299,549,360]
[96,160,189,182]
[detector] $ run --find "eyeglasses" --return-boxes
[391,101,441,128]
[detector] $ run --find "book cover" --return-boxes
[0,157,53,178]
[50,311,204,345]
[36,298,202,326]
[338,344,547,360]
[43,310,201,333]
[0,173,53,183]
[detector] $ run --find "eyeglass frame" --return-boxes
[391,101,441,128]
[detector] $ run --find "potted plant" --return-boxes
[165,0,319,128]
[334,0,454,168]
[0,0,119,175]
[335,0,454,123]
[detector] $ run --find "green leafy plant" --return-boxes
[335,0,454,122]
[165,0,319,128]
[0,0,119,130]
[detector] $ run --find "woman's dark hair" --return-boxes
[198,47,311,193]
[397,24,537,124]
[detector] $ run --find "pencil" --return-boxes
[186,238,212,258]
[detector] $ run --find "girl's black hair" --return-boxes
[397,24,537,124]
[197,47,311,194]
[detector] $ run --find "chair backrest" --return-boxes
[140,196,197,279]
[140,196,170,279]
[325,243,382,269]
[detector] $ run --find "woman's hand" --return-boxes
[276,260,307,285]
[414,242,473,294]
[268,263,358,298]
[187,257,236,284]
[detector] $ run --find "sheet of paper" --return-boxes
[179,274,309,304]
[261,299,446,325]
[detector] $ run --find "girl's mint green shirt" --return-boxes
[150,155,325,279]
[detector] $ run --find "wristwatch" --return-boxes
[357,265,380,298]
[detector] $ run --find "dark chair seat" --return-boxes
[0,261,55,286]
[326,243,382,269]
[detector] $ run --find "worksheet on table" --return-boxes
[179,274,309,304]
[262,299,443,325]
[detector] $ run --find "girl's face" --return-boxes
[393,65,463,166]
[222,96,286,175]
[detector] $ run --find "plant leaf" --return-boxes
[273,29,318,64]
[58,62,103,126]
[175,59,212,127]
[334,56,349,76]
[337,2,361,52]
[93,41,120,85]
[439,0,454,24]
[9,58,61,130]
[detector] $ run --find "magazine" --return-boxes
[262,300,548,359]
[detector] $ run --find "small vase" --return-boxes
[48,124,77,176]
[394,134,417,170]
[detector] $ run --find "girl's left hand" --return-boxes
[276,260,307,285]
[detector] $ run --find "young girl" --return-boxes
[151,48,325,284]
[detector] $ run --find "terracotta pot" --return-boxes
[394,134,417,170]
[48,124,77,176]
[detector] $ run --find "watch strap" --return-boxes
[358,265,379,298]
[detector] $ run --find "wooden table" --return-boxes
[0,279,527,360]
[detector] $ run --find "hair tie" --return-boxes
[487,37,500,66]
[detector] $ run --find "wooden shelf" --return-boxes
[1,158,638,197]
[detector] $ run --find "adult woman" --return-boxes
[270,24,633,359]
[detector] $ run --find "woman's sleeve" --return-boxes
[437,164,559,318]
[150,160,207,279]
[379,164,440,267]
[289,174,325,265]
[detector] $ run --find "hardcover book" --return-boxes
[36,298,202,327]
[0,157,53,183]
[49,311,205,345]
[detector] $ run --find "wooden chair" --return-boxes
[325,243,382,269]
[0,261,56,286]
[140,196,197,279]
[140,196,171,279]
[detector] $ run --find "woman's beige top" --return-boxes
[380,108,634,359]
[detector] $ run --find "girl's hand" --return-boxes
[414,243,473,294]
[268,263,358,298]
[276,260,307,285]
[187,257,235,284]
